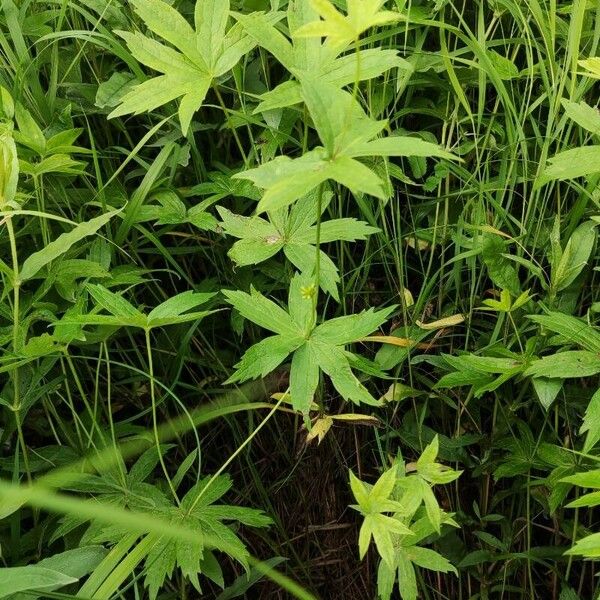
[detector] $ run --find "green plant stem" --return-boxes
[187,390,288,514]
[6,216,30,482]
[145,328,179,504]
[212,84,249,168]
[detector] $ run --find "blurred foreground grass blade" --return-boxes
[0,480,317,600]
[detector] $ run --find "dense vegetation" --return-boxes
[1,0,600,598]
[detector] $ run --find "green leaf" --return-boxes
[147,291,215,328]
[298,217,379,243]
[404,546,457,574]
[368,513,404,568]
[111,0,249,133]
[525,351,600,379]
[347,135,455,160]
[226,334,303,383]
[20,210,119,281]
[288,271,316,331]
[562,99,600,134]
[487,50,519,80]
[95,72,136,109]
[14,103,45,155]
[481,234,520,296]
[541,145,600,183]
[349,470,370,509]
[552,220,597,291]
[581,389,600,453]
[313,306,395,345]
[195,0,230,69]
[0,126,19,207]
[565,532,600,558]
[397,551,418,600]
[377,559,396,600]
[222,287,300,336]
[86,284,145,323]
[0,567,76,598]
[234,12,295,69]
[293,0,400,49]
[311,341,380,406]
[130,0,199,60]
[289,343,320,414]
[528,312,600,353]
[145,538,177,600]
[284,243,340,300]
[532,377,563,411]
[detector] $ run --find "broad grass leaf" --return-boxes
[565,533,600,558]
[562,99,600,134]
[443,354,523,375]
[581,389,600,453]
[416,314,464,330]
[147,291,215,327]
[541,146,600,183]
[0,566,76,598]
[552,220,597,291]
[525,351,600,379]
[579,57,600,78]
[20,210,118,281]
[561,470,600,488]
[528,312,600,353]
[34,546,108,582]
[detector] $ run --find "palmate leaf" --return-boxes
[234,79,454,213]
[237,1,407,114]
[224,273,394,413]
[218,191,378,300]
[110,0,261,133]
[92,474,272,600]
[293,0,401,49]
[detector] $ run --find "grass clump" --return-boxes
[0,0,600,598]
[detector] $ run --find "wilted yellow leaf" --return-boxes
[331,413,380,426]
[306,416,333,444]
[360,335,431,349]
[416,314,465,330]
